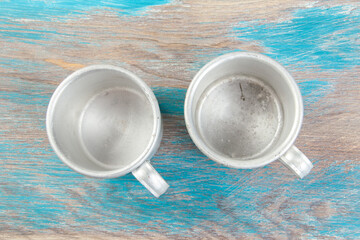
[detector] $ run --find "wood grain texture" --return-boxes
[0,0,359,239]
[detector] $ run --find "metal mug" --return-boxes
[46,65,169,197]
[184,52,313,178]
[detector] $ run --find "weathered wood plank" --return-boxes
[0,0,359,239]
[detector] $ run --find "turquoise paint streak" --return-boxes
[0,57,46,70]
[0,26,77,43]
[0,0,169,42]
[298,80,332,108]
[232,6,360,70]
[0,0,170,21]
[152,86,186,116]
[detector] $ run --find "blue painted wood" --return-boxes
[0,1,359,238]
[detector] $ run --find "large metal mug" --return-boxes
[184,52,313,178]
[46,65,169,197]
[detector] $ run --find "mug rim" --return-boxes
[46,65,162,178]
[184,51,304,169]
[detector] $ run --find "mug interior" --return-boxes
[47,66,160,177]
[185,52,303,168]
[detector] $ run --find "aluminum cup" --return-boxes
[184,52,313,178]
[47,65,169,197]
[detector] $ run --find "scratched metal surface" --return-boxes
[0,0,359,239]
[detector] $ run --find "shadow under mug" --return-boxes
[46,65,169,197]
[184,52,313,178]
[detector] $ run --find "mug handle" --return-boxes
[279,145,313,178]
[132,161,169,198]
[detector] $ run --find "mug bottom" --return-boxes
[196,74,283,160]
[79,87,155,169]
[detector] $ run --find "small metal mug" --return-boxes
[184,52,313,178]
[46,65,169,197]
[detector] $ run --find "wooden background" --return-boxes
[1,0,359,239]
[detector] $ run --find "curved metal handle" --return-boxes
[132,161,169,198]
[279,145,313,178]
